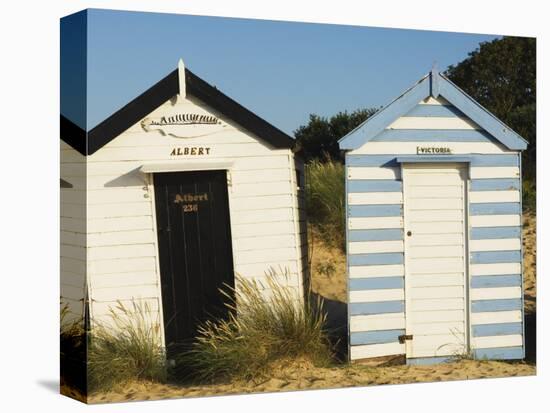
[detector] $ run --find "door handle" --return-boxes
[406,231,412,237]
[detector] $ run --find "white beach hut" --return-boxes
[60,60,308,352]
[339,68,528,364]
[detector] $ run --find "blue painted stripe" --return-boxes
[372,129,494,142]
[346,154,518,167]
[346,155,399,167]
[470,178,520,191]
[350,329,405,345]
[348,180,402,193]
[340,76,431,150]
[471,275,521,288]
[349,204,402,217]
[471,226,521,240]
[349,229,403,242]
[470,202,521,215]
[472,323,523,337]
[350,300,404,315]
[474,346,524,360]
[396,156,470,164]
[471,250,521,264]
[403,104,465,118]
[349,276,404,291]
[349,253,404,266]
[468,154,520,166]
[471,299,522,313]
[407,356,453,365]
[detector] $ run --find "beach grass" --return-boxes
[173,272,333,383]
[87,300,166,393]
[305,159,346,250]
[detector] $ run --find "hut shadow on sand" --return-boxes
[309,292,348,362]
[524,310,536,363]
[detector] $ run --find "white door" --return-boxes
[402,163,469,359]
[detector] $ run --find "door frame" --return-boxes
[146,165,236,350]
[401,161,471,359]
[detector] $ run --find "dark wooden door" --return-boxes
[154,170,234,354]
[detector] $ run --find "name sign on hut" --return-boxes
[416,146,452,154]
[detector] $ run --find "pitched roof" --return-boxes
[339,68,528,151]
[61,67,295,155]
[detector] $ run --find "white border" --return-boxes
[2,1,546,413]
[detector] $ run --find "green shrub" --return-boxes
[305,159,346,249]
[522,178,536,212]
[87,300,166,393]
[174,272,333,383]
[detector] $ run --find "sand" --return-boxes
[522,212,536,315]
[89,358,534,403]
[87,213,536,404]
[309,226,347,303]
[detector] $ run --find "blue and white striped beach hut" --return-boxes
[339,68,528,364]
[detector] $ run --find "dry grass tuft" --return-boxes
[87,300,166,393]
[174,272,333,383]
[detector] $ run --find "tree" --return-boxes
[294,108,378,162]
[445,37,536,181]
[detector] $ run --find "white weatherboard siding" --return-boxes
[471,311,522,325]
[79,95,306,333]
[350,313,406,332]
[470,167,520,179]
[60,141,87,323]
[471,263,522,276]
[469,190,520,203]
[348,192,403,205]
[349,264,405,278]
[470,287,522,301]
[472,335,523,349]
[387,116,480,130]
[349,289,404,303]
[470,215,520,227]
[346,98,524,362]
[348,167,400,180]
[348,240,403,254]
[351,342,405,359]
[403,163,468,359]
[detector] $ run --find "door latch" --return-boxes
[398,334,413,344]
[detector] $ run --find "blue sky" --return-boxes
[61,9,499,135]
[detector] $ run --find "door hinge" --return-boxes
[398,334,413,344]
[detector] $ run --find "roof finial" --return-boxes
[430,61,440,98]
[178,58,186,98]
